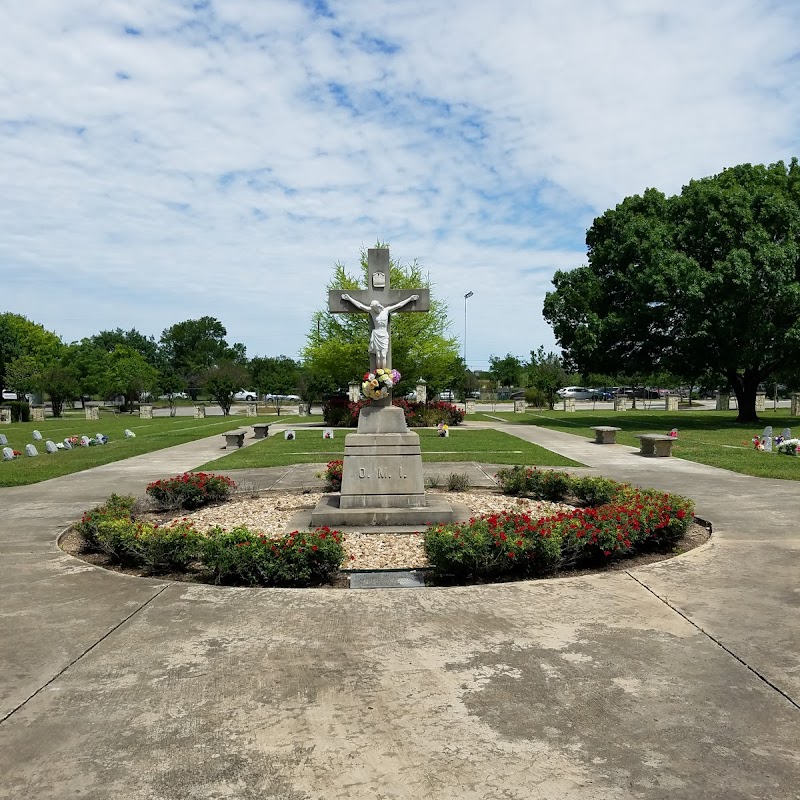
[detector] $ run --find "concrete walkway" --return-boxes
[0,422,798,799]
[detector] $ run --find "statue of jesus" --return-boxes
[341,293,419,369]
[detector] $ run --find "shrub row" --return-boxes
[145,472,236,510]
[423,470,694,579]
[496,466,619,505]
[322,397,465,428]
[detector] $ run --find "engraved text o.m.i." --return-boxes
[377,466,390,479]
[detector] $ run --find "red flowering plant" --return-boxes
[146,472,236,510]
[424,470,695,580]
[322,459,343,492]
[199,525,345,586]
[74,493,136,549]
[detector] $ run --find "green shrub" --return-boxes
[571,476,619,506]
[495,466,572,501]
[446,472,470,492]
[199,526,345,586]
[146,472,236,510]
[6,400,30,423]
[74,493,136,549]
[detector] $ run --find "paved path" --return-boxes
[0,422,798,799]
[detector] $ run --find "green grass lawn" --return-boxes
[196,428,582,471]
[475,409,800,480]
[0,414,313,487]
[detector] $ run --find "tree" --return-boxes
[63,340,111,405]
[39,364,79,418]
[161,317,246,398]
[104,346,159,411]
[302,246,461,397]
[488,353,524,388]
[91,328,159,367]
[543,159,800,423]
[202,361,249,416]
[0,313,62,391]
[250,355,300,415]
[527,347,568,410]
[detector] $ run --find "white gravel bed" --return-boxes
[176,490,573,571]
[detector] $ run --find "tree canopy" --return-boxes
[543,159,800,422]
[302,247,461,395]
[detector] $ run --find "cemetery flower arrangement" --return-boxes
[424,470,695,579]
[752,435,765,451]
[776,438,800,455]
[361,367,400,400]
[11,450,22,458]
[321,459,343,492]
[146,472,236,510]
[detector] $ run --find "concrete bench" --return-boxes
[590,426,622,444]
[223,431,246,449]
[634,433,676,457]
[252,423,270,440]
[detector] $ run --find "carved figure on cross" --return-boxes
[328,248,430,374]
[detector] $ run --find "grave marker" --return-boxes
[284,430,296,440]
[0,434,6,446]
[45,440,58,454]
[63,439,72,449]
[85,406,99,420]
[25,444,39,457]
[81,436,91,447]
[32,430,43,441]
[2,447,14,461]
[124,429,136,438]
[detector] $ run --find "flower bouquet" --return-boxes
[361,368,401,400]
[776,438,800,456]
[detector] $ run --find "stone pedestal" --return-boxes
[791,393,800,416]
[85,407,99,421]
[348,382,360,403]
[311,403,456,527]
[665,395,678,411]
[514,400,526,412]
[614,397,627,411]
[298,405,308,416]
[194,405,206,419]
[563,398,576,412]
[31,407,45,422]
[139,405,153,419]
[0,409,11,424]
[716,395,730,411]
[415,380,427,404]
[465,400,476,414]
[755,393,766,412]
[246,403,257,417]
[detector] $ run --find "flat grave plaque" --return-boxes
[349,570,426,589]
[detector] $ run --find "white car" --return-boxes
[556,386,597,401]
[265,393,301,402]
[234,390,258,402]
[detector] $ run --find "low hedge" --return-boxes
[145,472,236,510]
[73,482,345,585]
[322,397,465,428]
[424,470,694,579]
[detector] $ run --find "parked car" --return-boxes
[438,390,455,401]
[1,389,19,401]
[234,390,258,402]
[264,393,301,402]
[556,386,597,401]
[158,392,189,400]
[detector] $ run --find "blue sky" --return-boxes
[3,0,800,370]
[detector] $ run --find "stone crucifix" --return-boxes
[328,248,430,375]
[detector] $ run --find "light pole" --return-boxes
[463,291,473,366]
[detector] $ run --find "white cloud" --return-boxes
[2,0,799,368]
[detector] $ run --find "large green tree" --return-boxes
[302,247,461,395]
[250,355,300,415]
[160,317,246,398]
[0,313,62,391]
[104,345,159,411]
[202,361,249,416]
[543,159,800,422]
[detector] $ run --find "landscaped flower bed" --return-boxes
[423,467,695,580]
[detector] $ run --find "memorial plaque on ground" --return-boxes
[349,571,426,589]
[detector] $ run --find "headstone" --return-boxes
[284,430,296,440]
[791,393,800,417]
[25,444,39,457]
[32,430,42,441]
[139,404,153,419]
[95,433,108,444]
[782,428,791,439]
[45,440,58,454]
[124,429,136,438]
[81,435,91,447]
[63,439,72,450]
[613,397,627,412]
[716,395,730,411]
[763,436,773,452]
[0,434,6,446]
[763,426,773,437]
[0,409,10,424]
[298,405,308,417]
[665,395,678,411]
[755,393,766,412]
[2,446,14,461]
[246,403,257,417]
[323,429,335,439]
[562,398,576,412]
[85,406,99,420]
[31,406,45,422]
[194,405,206,419]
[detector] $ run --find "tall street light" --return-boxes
[463,291,474,367]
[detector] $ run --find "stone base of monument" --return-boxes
[310,404,459,528]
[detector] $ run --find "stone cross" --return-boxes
[328,248,429,382]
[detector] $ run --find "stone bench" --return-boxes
[223,431,246,449]
[252,423,270,440]
[590,426,622,444]
[634,433,676,457]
